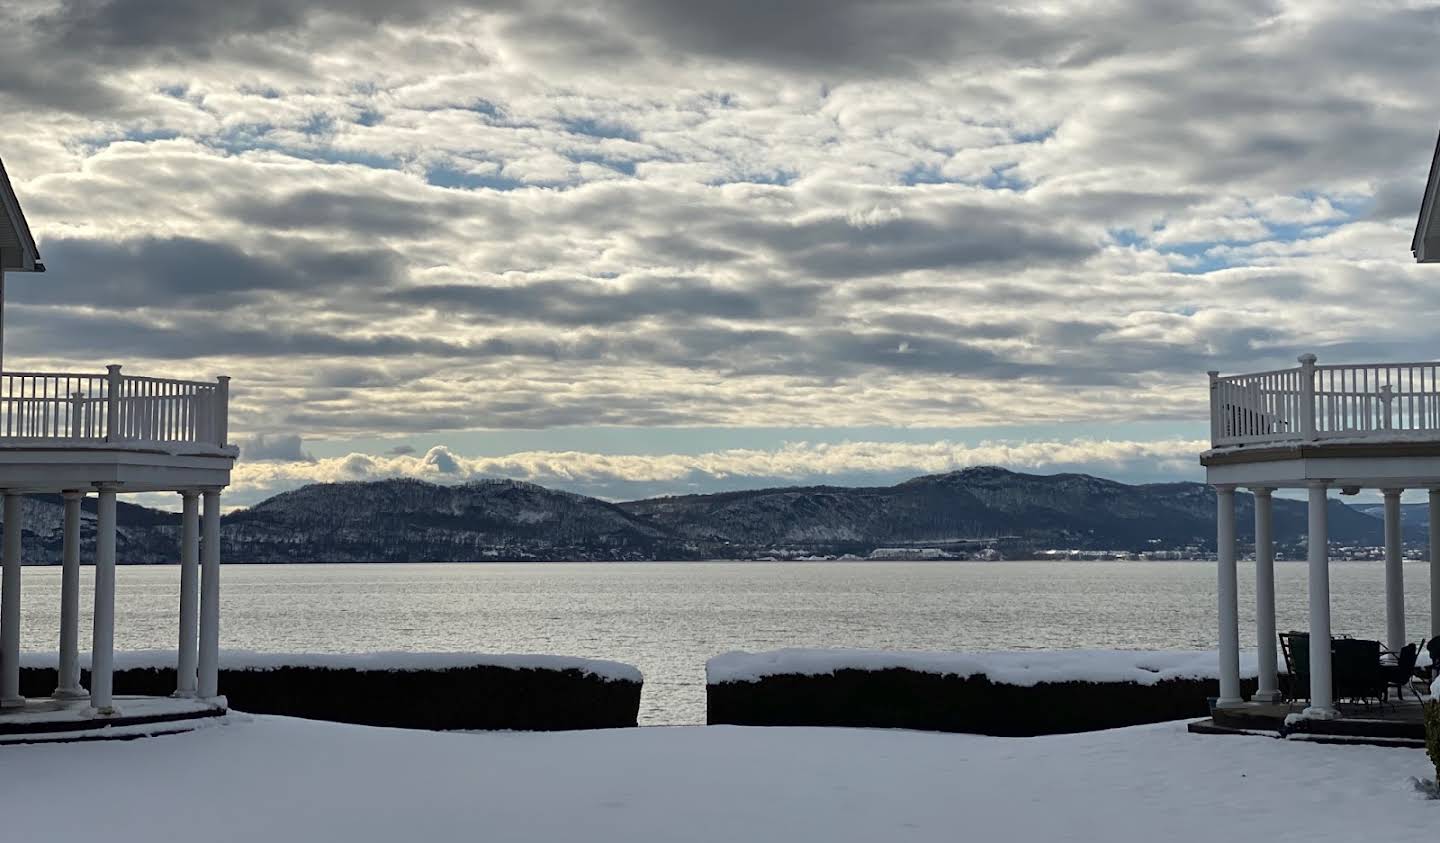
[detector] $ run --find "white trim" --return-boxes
[0,157,41,272]
[1415,127,1440,262]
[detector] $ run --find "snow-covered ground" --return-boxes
[0,715,1433,842]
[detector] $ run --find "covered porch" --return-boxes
[0,159,236,736]
[1202,353,1440,725]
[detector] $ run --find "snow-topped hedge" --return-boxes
[708,648,1271,687]
[706,647,1270,735]
[20,649,642,683]
[19,650,643,731]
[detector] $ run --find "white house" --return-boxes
[0,157,235,728]
[1414,128,1440,262]
[1199,133,1440,721]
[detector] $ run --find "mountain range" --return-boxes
[0,467,1410,563]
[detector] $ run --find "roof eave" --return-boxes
[0,156,43,272]
[1414,127,1440,263]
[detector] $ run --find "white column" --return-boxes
[89,485,118,714]
[1382,488,1406,652]
[1303,482,1339,719]
[54,490,86,698]
[1430,489,1440,639]
[0,493,24,708]
[1251,487,1280,703]
[174,491,200,697]
[1215,485,1244,708]
[197,488,221,700]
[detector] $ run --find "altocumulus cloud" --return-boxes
[0,0,1436,494]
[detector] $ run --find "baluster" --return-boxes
[1410,366,1416,429]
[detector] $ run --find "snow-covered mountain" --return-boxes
[0,467,1390,563]
[618,466,1384,552]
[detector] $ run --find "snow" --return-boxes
[0,715,1433,842]
[0,695,218,733]
[707,647,1275,686]
[0,439,239,457]
[1204,428,1440,456]
[18,649,642,683]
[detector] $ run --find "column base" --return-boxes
[171,689,197,699]
[1250,689,1283,704]
[87,704,121,718]
[1300,705,1341,720]
[1214,696,1246,710]
[52,686,88,700]
[0,695,26,709]
[202,694,228,710]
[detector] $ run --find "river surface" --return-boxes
[12,560,1436,725]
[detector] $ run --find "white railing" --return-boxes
[0,366,229,449]
[1210,354,1440,447]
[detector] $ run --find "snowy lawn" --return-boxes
[1,716,1435,842]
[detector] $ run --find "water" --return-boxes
[12,560,1436,725]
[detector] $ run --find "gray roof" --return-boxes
[0,156,43,272]
[1415,128,1440,262]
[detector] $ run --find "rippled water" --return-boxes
[12,560,1436,724]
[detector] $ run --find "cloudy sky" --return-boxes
[3,0,1438,507]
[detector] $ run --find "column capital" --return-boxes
[1213,483,1238,493]
[1381,487,1405,497]
[60,489,86,500]
[1249,486,1274,497]
[91,481,122,492]
[199,486,224,495]
[179,489,201,500]
[1303,479,1331,489]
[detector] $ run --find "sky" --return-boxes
[2,0,1439,508]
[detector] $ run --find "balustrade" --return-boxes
[0,367,229,448]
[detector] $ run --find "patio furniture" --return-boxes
[1381,643,1419,702]
[1278,631,1308,702]
[1332,638,1385,708]
[1277,633,1387,708]
[1419,637,1440,687]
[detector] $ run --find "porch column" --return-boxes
[1303,481,1339,719]
[1430,489,1440,638]
[0,492,24,708]
[175,491,200,697]
[197,488,221,699]
[54,490,86,698]
[1382,488,1406,652]
[1214,485,1244,708]
[90,484,118,714]
[1251,487,1280,702]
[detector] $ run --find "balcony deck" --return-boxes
[0,366,235,493]
[1202,355,1440,487]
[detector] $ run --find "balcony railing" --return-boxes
[0,366,229,449]
[1209,354,1440,448]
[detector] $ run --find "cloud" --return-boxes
[28,235,401,308]
[238,433,314,462]
[1,0,1438,467]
